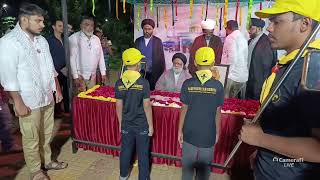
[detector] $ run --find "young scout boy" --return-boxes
[178,47,224,180]
[115,48,154,180]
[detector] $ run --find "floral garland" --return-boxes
[78,86,260,117]
[77,85,116,102]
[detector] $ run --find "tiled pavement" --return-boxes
[14,141,230,180]
[1,117,232,180]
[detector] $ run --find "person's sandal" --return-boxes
[44,161,68,170]
[30,170,50,180]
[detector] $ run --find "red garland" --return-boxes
[87,87,260,117]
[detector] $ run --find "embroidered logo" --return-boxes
[201,74,207,80]
[272,91,281,103]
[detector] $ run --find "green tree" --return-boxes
[0,16,16,36]
[45,0,134,70]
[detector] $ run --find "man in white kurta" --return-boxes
[69,16,106,92]
[221,20,249,98]
[0,3,67,179]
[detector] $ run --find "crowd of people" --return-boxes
[0,0,320,180]
[134,16,277,102]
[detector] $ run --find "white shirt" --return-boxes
[0,24,57,109]
[144,37,151,46]
[248,33,263,69]
[69,31,106,79]
[221,30,249,83]
[206,39,210,46]
[174,72,181,85]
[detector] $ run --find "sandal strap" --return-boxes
[45,161,68,169]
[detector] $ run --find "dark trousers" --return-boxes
[145,72,155,91]
[56,73,70,113]
[181,141,214,180]
[120,127,150,180]
[0,103,13,151]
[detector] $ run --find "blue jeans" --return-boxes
[120,127,150,180]
[0,103,13,151]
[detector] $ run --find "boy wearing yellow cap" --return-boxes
[178,47,224,180]
[115,48,154,180]
[239,0,320,179]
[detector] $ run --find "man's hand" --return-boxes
[74,78,80,88]
[55,89,63,103]
[216,133,219,144]
[75,76,86,92]
[178,130,183,148]
[15,101,31,117]
[148,126,154,136]
[101,75,107,84]
[240,123,265,147]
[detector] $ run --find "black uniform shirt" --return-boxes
[115,77,150,129]
[180,77,224,148]
[255,58,320,180]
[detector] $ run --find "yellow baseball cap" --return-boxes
[195,47,215,66]
[122,48,145,66]
[255,0,320,22]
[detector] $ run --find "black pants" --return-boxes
[0,103,13,151]
[56,73,69,113]
[145,72,155,91]
[120,127,150,180]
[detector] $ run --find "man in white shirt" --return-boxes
[69,16,106,92]
[221,20,249,98]
[0,3,67,180]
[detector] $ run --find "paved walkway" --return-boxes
[1,118,231,180]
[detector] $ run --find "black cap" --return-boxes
[172,53,187,65]
[141,19,155,29]
[250,18,265,28]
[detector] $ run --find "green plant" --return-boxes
[102,18,134,70]
[0,16,16,36]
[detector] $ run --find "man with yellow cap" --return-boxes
[239,0,320,179]
[178,47,224,180]
[115,48,154,180]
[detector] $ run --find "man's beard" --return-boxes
[173,67,183,74]
[83,31,94,37]
[204,33,213,40]
[26,27,42,36]
[250,32,258,39]
[144,32,152,38]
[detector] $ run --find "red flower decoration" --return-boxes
[87,87,259,115]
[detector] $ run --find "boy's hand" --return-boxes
[178,130,183,148]
[148,126,154,136]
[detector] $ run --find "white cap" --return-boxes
[201,19,216,30]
